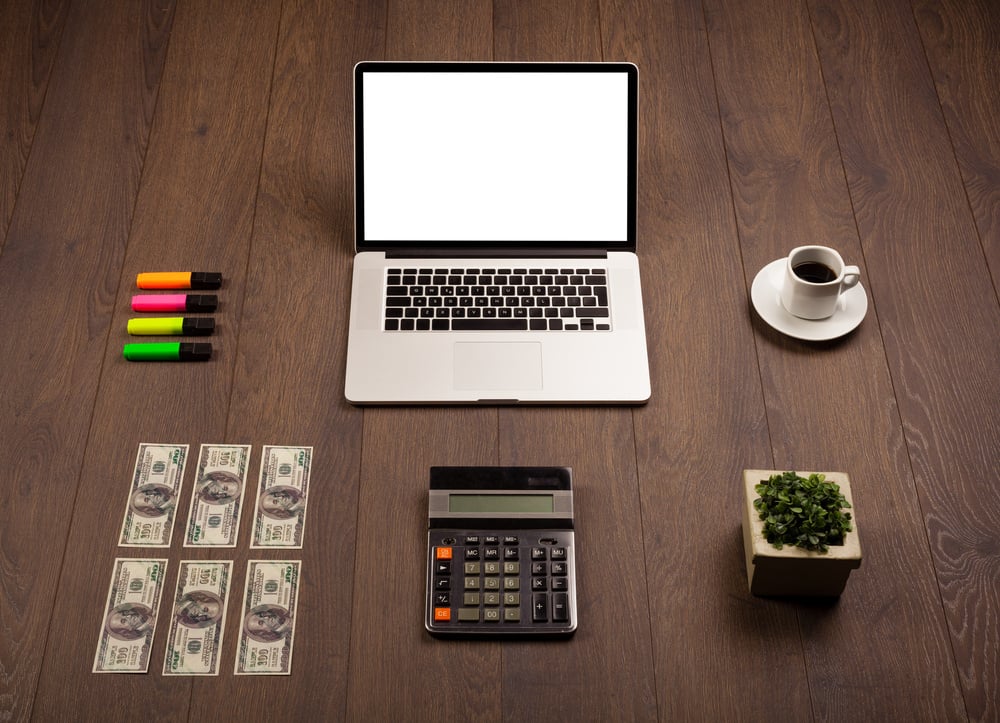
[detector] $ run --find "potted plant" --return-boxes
[741,469,862,596]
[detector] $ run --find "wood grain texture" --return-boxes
[0,0,68,253]
[605,0,806,719]
[707,0,967,719]
[494,0,603,62]
[811,0,1000,719]
[0,2,173,721]
[914,0,1000,280]
[31,0,277,718]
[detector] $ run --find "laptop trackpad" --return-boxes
[453,342,543,392]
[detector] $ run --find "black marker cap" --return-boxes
[181,317,215,335]
[179,343,213,361]
[185,294,218,312]
[190,272,222,289]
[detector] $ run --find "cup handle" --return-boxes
[841,265,861,289]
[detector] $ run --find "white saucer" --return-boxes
[751,258,867,341]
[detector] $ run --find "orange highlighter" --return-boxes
[136,272,221,290]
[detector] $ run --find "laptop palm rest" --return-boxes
[453,342,543,393]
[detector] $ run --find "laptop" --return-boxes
[345,61,650,404]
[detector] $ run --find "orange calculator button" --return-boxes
[436,547,453,560]
[434,607,451,622]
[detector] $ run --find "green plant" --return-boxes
[753,471,853,553]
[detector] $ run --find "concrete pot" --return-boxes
[742,469,862,596]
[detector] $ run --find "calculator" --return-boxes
[425,466,577,637]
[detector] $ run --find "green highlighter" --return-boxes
[127,317,215,336]
[123,342,212,361]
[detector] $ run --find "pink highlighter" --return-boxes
[131,294,218,312]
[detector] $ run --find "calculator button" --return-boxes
[483,593,500,606]
[552,593,569,623]
[503,592,520,606]
[503,562,519,575]
[465,548,481,561]
[484,562,501,576]
[435,561,451,575]
[434,592,450,606]
[531,547,547,561]
[532,594,548,622]
[484,609,501,622]
[458,608,480,622]
[464,562,480,575]
[531,562,547,575]
[503,547,519,561]
[531,577,547,591]
[504,608,521,623]
[551,561,567,575]
[484,578,500,591]
[464,535,481,545]
[551,577,568,592]
[463,592,480,606]
[503,577,519,591]
[434,578,450,590]
[464,577,480,590]
[434,607,451,622]
[484,536,499,545]
[484,547,500,561]
[436,547,453,560]
[503,535,519,545]
[551,547,567,561]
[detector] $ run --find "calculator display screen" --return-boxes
[448,494,554,514]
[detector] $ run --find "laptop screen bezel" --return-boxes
[353,61,638,255]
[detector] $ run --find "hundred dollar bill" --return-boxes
[184,444,252,547]
[234,560,300,675]
[119,443,188,547]
[93,558,168,673]
[162,560,233,676]
[251,446,312,549]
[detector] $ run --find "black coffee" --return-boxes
[793,261,837,283]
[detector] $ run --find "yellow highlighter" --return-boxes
[127,317,215,336]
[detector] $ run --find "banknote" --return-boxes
[93,558,168,673]
[251,446,312,549]
[118,443,188,547]
[162,560,233,676]
[184,444,251,547]
[234,560,300,675]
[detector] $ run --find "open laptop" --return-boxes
[345,61,650,404]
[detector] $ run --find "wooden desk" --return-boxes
[1,0,997,720]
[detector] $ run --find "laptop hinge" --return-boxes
[384,248,609,260]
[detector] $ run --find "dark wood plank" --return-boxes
[346,1,505,719]
[491,3,656,719]
[810,0,1000,719]
[604,0,806,719]
[30,0,278,718]
[0,0,69,253]
[913,0,1000,295]
[705,0,968,718]
[0,2,173,720]
[187,0,380,718]
[494,0,602,62]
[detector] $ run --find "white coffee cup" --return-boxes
[780,245,860,320]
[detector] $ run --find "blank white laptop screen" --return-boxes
[361,71,629,243]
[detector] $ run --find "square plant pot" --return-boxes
[742,469,862,596]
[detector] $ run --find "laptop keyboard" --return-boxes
[383,267,611,332]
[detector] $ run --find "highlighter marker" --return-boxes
[127,317,215,336]
[136,272,222,290]
[131,294,218,312]
[123,342,212,361]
